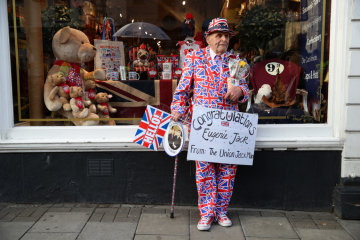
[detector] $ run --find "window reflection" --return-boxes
[7,0,330,126]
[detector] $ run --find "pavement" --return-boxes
[0,203,359,240]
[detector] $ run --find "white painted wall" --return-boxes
[341,0,360,177]
[0,0,14,141]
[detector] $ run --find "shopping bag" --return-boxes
[94,18,125,81]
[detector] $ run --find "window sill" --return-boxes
[0,124,344,152]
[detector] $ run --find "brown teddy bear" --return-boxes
[83,79,97,113]
[69,86,89,119]
[47,72,71,111]
[95,92,117,125]
[43,26,105,125]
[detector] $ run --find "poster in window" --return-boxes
[300,0,326,121]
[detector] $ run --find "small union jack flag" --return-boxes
[221,121,229,127]
[133,105,171,151]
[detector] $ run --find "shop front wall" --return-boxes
[342,0,360,179]
[0,151,342,211]
[0,0,343,148]
[1,0,359,215]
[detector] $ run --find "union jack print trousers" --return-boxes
[195,161,237,219]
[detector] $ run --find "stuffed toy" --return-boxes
[255,84,272,104]
[261,72,296,108]
[69,86,89,119]
[95,92,117,125]
[43,26,105,125]
[133,44,150,68]
[47,72,71,111]
[84,79,97,113]
[182,13,195,37]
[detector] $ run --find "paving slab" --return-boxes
[0,207,10,219]
[20,232,78,240]
[113,217,138,223]
[289,219,318,229]
[98,204,121,208]
[62,203,76,208]
[237,210,261,216]
[239,215,298,239]
[47,207,71,212]
[128,207,142,219]
[13,216,39,222]
[98,208,118,222]
[114,207,130,220]
[310,212,336,220]
[189,209,200,224]
[314,219,342,229]
[89,212,103,222]
[78,222,137,240]
[17,207,37,217]
[189,209,245,240]
[165,208,190,216]
[29,212,90,233]
[29,208,48,220]
[134,235,188,240]
[74,203,98,208]
[70,207,94,213]
[296,229,354,240]
[260,211,285,217]
[136,210,189,235]
[37,204,53,208]
[0,203,7,210]
[88,207,118,222]
[10,208,47,222]
[0,222,34,240]
[0,207,24,221]
[142,208,166,214]
[286,211,312,220]
[338,219,360,240]
[247,238,297,240]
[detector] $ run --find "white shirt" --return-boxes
[209,48,225,74]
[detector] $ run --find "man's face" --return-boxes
[206,32,230,55]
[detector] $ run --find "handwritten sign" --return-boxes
[187,106,258,165]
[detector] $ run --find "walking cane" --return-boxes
[170,155,179,218]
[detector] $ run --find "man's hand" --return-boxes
[225,86,244,102]
[171,111,183,122]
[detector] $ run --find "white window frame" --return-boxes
[0,0,348,152]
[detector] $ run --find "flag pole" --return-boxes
[170,155,179,218]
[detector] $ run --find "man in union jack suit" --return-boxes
[171,18,249,231]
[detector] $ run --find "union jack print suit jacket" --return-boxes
[171,46,249,118]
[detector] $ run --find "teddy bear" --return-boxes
[69,86,89,118]
[95,92,117,125]
[133,44,150,68]
[83,79,97,114]
[43,26,105,126]
[46,72,71,111]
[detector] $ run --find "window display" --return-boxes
[7,0,330,126]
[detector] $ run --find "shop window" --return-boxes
[7,0,330,127]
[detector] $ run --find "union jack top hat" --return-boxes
[205,18,234,36]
